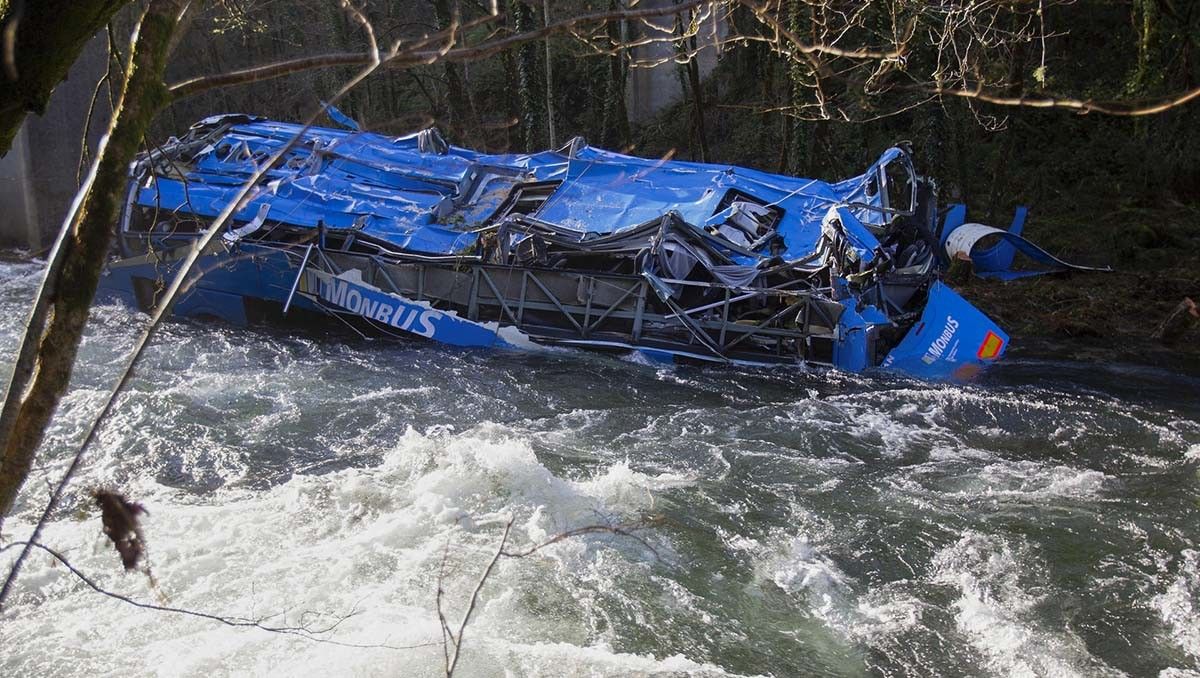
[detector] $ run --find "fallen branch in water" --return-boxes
[438,517,656,677]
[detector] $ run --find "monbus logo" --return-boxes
[318,276,443,338]
[921,316,960,365]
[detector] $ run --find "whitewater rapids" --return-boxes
[1,257,1198,677]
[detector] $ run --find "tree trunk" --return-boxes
[785,0,807,175]
[510,0,542,151]
[686,39,709,162]
[675,6,709,163]
[600,0,629,149]
[433,0,469,141]
[985,15,1029,221]
[542,0,556,148]
[0,0,132,157]
[0,0,183,520]
[673,14,696,159]
[500,47,520,151]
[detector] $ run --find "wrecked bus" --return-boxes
[97,114,1101,379]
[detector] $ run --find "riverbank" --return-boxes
[953,203,1200,366]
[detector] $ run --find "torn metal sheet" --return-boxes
[941,205,1110,280]
[93,113,1098,380]
[880,282,1009,380]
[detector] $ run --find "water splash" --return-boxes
[1,257,1198,676]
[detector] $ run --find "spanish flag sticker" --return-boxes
[977,331,1004,360]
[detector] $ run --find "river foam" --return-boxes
[1,255,1198,676]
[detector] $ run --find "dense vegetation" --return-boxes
[151,3,1194,207]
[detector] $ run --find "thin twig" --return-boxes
[76,27,116,186]
[500,523,659,560]
[926,83,1200,117]
[446,518,512,676]
[436,534,454,674]
[0,541,435,650]
[166,0,717,100]
[437,518,658,676]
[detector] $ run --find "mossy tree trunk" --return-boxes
[784,0,807,176]
[684,10,709,163]
[542,0,556,148]
[510,0,542,151]
[0,0,132,158]
[433,0,470,141]
[500,47,521,151]
[0,0,184,520]
[599,0,630,149]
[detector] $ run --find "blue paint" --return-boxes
[971,206,1026,273]
[106,116,1033,381]
[133,117,907,262]
[832,302,891,372]
[307,270,511,348]
[831,206,881,265]
[634,348,677,365]
[941,204,1109,280]
[322,102,361,131]
[881,282,1008,379]
[938,204,967,250]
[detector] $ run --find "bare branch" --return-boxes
[0,541,433,650]
[500,522,659,560]
[166,0,720,101]
[436,535,454,674]
[446,518,512,676]
[738,0,909,62]
[926,84,1200,117]
[0,0,391,610]
[436,518,656,676]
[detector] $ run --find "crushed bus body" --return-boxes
[98,114,1055,380]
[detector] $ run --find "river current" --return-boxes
[0,256,1197,677]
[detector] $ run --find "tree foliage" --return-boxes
[137,0,1198,213]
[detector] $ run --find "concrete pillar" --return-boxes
[0,31,111,250]
[625,0,726,123]
[0,124,40,249]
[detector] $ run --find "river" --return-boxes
[1,256,1198,677]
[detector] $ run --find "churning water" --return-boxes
[0,255,1198,677]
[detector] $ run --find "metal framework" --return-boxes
[298,243,844,366]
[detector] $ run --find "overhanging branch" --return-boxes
[927,84,1200,116]
[167,0,720,101]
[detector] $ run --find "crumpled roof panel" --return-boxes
[137,118,897,262]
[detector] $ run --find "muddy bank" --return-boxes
[954,205,1200,369]
[961,274,1200,369]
